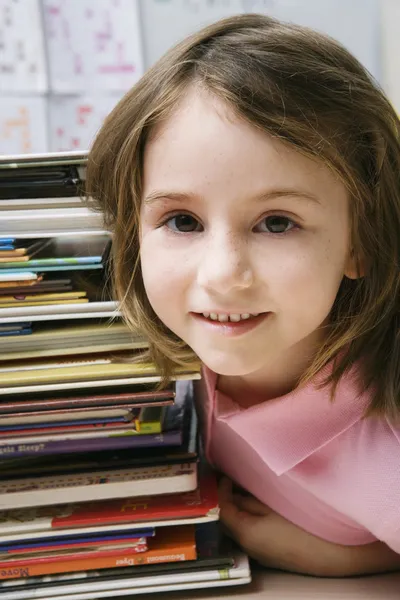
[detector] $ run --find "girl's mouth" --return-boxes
[191,312,270,336]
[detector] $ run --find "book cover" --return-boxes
[0,526,197,579]
[0,429,183,458]
[0,462,198,510]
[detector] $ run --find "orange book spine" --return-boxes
[0,528,196,580]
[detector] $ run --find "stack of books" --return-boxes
[0,152,251,599]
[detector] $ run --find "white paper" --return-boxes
[140,0,380,80]
[0,0,47,93]
[48,94,123,151]
[381,0,400,114]
[42,0,144,92]
[0,96,48,155]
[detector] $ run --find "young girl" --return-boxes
[86,14,400,577]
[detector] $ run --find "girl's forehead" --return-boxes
[143,90,346,206]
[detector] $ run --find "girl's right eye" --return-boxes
[165,214,203,233]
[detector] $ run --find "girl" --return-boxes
[86,14,400,577]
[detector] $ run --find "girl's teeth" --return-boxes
[201,312,258,322]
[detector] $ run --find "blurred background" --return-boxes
[0,0,399,156]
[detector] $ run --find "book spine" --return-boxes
[0,430,182,458]
[0,393,174,414]
[0,544,197,579]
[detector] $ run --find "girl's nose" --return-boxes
[196,230,254,295]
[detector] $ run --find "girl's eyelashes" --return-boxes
[158,212,299,235]
[254,215,298,234]
[162,213,203,233]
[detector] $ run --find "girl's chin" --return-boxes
[198,354,261,377]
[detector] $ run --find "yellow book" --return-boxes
[0,299,89,308]
[0,291,87,303]
[0,360,196,388]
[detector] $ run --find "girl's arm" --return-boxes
[219,478,400,577]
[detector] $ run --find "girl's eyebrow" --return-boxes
[144,189,321,205]
[144,191,196,205]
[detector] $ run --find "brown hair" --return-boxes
[86,14,400,419]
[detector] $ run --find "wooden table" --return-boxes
[159,566,400,599]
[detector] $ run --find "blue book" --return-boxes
[0,528,155,552]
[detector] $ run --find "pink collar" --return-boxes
[201,364,370,476]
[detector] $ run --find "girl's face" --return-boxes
[140,88,356,379]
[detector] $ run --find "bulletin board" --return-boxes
[0,0,391,155]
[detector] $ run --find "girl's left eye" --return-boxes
[255,215,296,234]
[165,214,203,233]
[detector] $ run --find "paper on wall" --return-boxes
[48,94,123,152]
[42,0,144,93]
[0,0,48,93]
[0,96,48,155]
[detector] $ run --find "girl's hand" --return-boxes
[218,477,400,577]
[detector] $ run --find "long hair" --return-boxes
[86,14,400,418]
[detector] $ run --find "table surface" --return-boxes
[158,566,400,600]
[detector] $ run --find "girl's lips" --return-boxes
[190,312,270,337]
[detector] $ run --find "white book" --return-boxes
[0,301,119,320]
[0,372,199,396]
[0,272,37,282]
[0,554,250,600]
[0,463,197,510]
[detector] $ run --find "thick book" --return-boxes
[0,471,218,542]
[0,462,197,510]
[0,525,197,580]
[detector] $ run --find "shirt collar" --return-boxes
[203,364,370,476]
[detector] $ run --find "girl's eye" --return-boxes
[256,215,296,234]
[165,214,202,233]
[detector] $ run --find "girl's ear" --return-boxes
[344,249,365,280]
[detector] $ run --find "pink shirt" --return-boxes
[195,365,400,554]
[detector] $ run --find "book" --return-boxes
[0,300,118,322]
[0,553,250,598]
[0,471,218,542]
[0,279,73,295]
[0,355,197,388]
[0,208,105,236]
[0,525,197,579]
[0,236,111,271]
[0,462,198,510]
[0,240,48,258]
[0,273,37,282]
[0,389,175,416]
[0,429,183,458]
[0,530,152,555]
[0,292,87,305]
